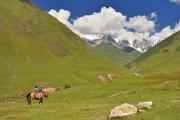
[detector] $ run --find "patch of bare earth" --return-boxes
[25,55,33,64]
[131,66,143,77]
[97,74,121,83]
[0,92,25,103]
[37,82,61,93]
[6,63,19,83]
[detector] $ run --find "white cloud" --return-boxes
[127,15,155,32]
[48,7,180,47]
[149,21,180,44]
[48,9,71,26]
[48,9,80,35]
[150,12,157,20]
[170,0,180,4]
[73,7,127,35]
[174,21,180,32]
[149,26,174,44]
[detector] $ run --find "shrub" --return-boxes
[64,84,71,89]
[176,46,180,51]
[163,49,169,53]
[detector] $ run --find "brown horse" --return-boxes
[26,91,48,105]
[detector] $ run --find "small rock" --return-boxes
[109,103,137,118]
[170,99,180,103]
[139,109,144,112]
[137,101,153,109]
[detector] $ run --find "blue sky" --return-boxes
[31,0,179,47]
[31,0,179,31]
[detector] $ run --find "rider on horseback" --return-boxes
[33,85,39,93]
[27,85,48,105]
[33,85,43,92]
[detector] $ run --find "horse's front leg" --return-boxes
[39,98,43,104]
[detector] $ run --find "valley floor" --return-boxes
[0,77,179,120]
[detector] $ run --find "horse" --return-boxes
[26,91,48,105]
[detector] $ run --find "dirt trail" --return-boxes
[43,87,60,93]
[92,89,146,101]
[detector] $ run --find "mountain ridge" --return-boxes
[82,35,155,53]
[83,35,141,65]
[127,31,180,77]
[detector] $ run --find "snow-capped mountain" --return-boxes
[132,40,154,52]
[83,35,154,52]
[118,40,154,52]
[83,35,120,48]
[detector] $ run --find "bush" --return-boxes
[176,46,180,51]
[64,84,71,89]
[163,49,169,53]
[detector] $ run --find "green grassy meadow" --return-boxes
[0,77,179,120]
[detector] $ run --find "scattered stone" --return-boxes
[137,101,153,109]
[9,101,15,104]
[107,74,114,81]
[170,98,180,103]
[139,109,144,112]
[97,74,121,83]
[97,75,106,82]
[109,103,137,118]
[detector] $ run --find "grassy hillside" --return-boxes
[91,43,141,66]
[0,0,130,96]
[128,31,180,77]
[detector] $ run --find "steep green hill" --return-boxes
[0,0,130,96]
[91,43,141,66]
[128,31,180,77]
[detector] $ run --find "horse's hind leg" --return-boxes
[28,100,31,106]
[28,97,32,105]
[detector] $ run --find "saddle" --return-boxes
[31,92,43,99]
[36,92,43,98]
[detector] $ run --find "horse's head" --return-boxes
[44,92,48,99]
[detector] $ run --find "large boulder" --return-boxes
[137,101,153,109]
[109,103,137,118]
